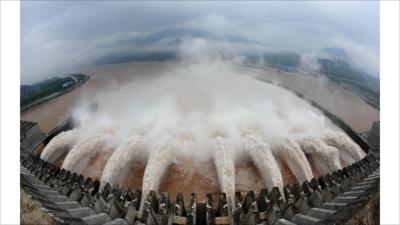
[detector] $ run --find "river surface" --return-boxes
[22,61,379,201]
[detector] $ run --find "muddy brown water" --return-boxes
[22,62,379,202]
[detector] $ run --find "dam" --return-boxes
[20,83,380,225]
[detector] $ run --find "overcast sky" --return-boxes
[21,1,379,84]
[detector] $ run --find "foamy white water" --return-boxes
[40,130,78,163]
[298,137,341,175]
[243,134,283,191]
[62,133,114,173]
[138,138,179,216]
[213,136,236,214]
[276,139,314,183]
[100,135,145,188]
[324,131,366,165]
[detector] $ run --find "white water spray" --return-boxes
[243,134,283,191]
[100,135,146,188]
[276,139,314,183]
[323,131,366,165]
[40,130,78,163]
[298,138,341,175]
[62,133,114,174]
[213,135,236,214]
[138,138,179,216]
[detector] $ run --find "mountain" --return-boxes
[318,58,379,90]
[89,28,265,54]
[320,47,350,62]
[245,49,379,91]
[94,51,178,65]
[89,29,379,92]
[144,28,217,44]
[92,28,266,65]
[262,51,300,68]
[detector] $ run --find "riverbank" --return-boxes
[21,74,89,113]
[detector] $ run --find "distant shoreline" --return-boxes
[240,63,380,111]
[21,76,89,113]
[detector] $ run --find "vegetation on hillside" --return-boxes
[21,74,89,108]
[263,52,300,69]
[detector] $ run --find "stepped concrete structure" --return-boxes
[21,120,44,151]
[20,151,380,225]
[20,88,380,225]
[368,122,380,150]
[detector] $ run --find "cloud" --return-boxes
[21,1,379,84]
[328,35,380,76]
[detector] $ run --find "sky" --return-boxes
[21,1,380,84]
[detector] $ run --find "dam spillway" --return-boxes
[19,73,379,224]
[37,71,367,211]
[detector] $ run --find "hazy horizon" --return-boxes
[21,1,379,84]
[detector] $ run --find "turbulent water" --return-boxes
[323,131,365,164]
[298,137,342,175]
[62,133,114,174]
[275,139,314,183]
[243,134,283,192]
[39,62,367,212]
[40,130,78,163]
[100,135,146,189]
[213,136,236,215]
